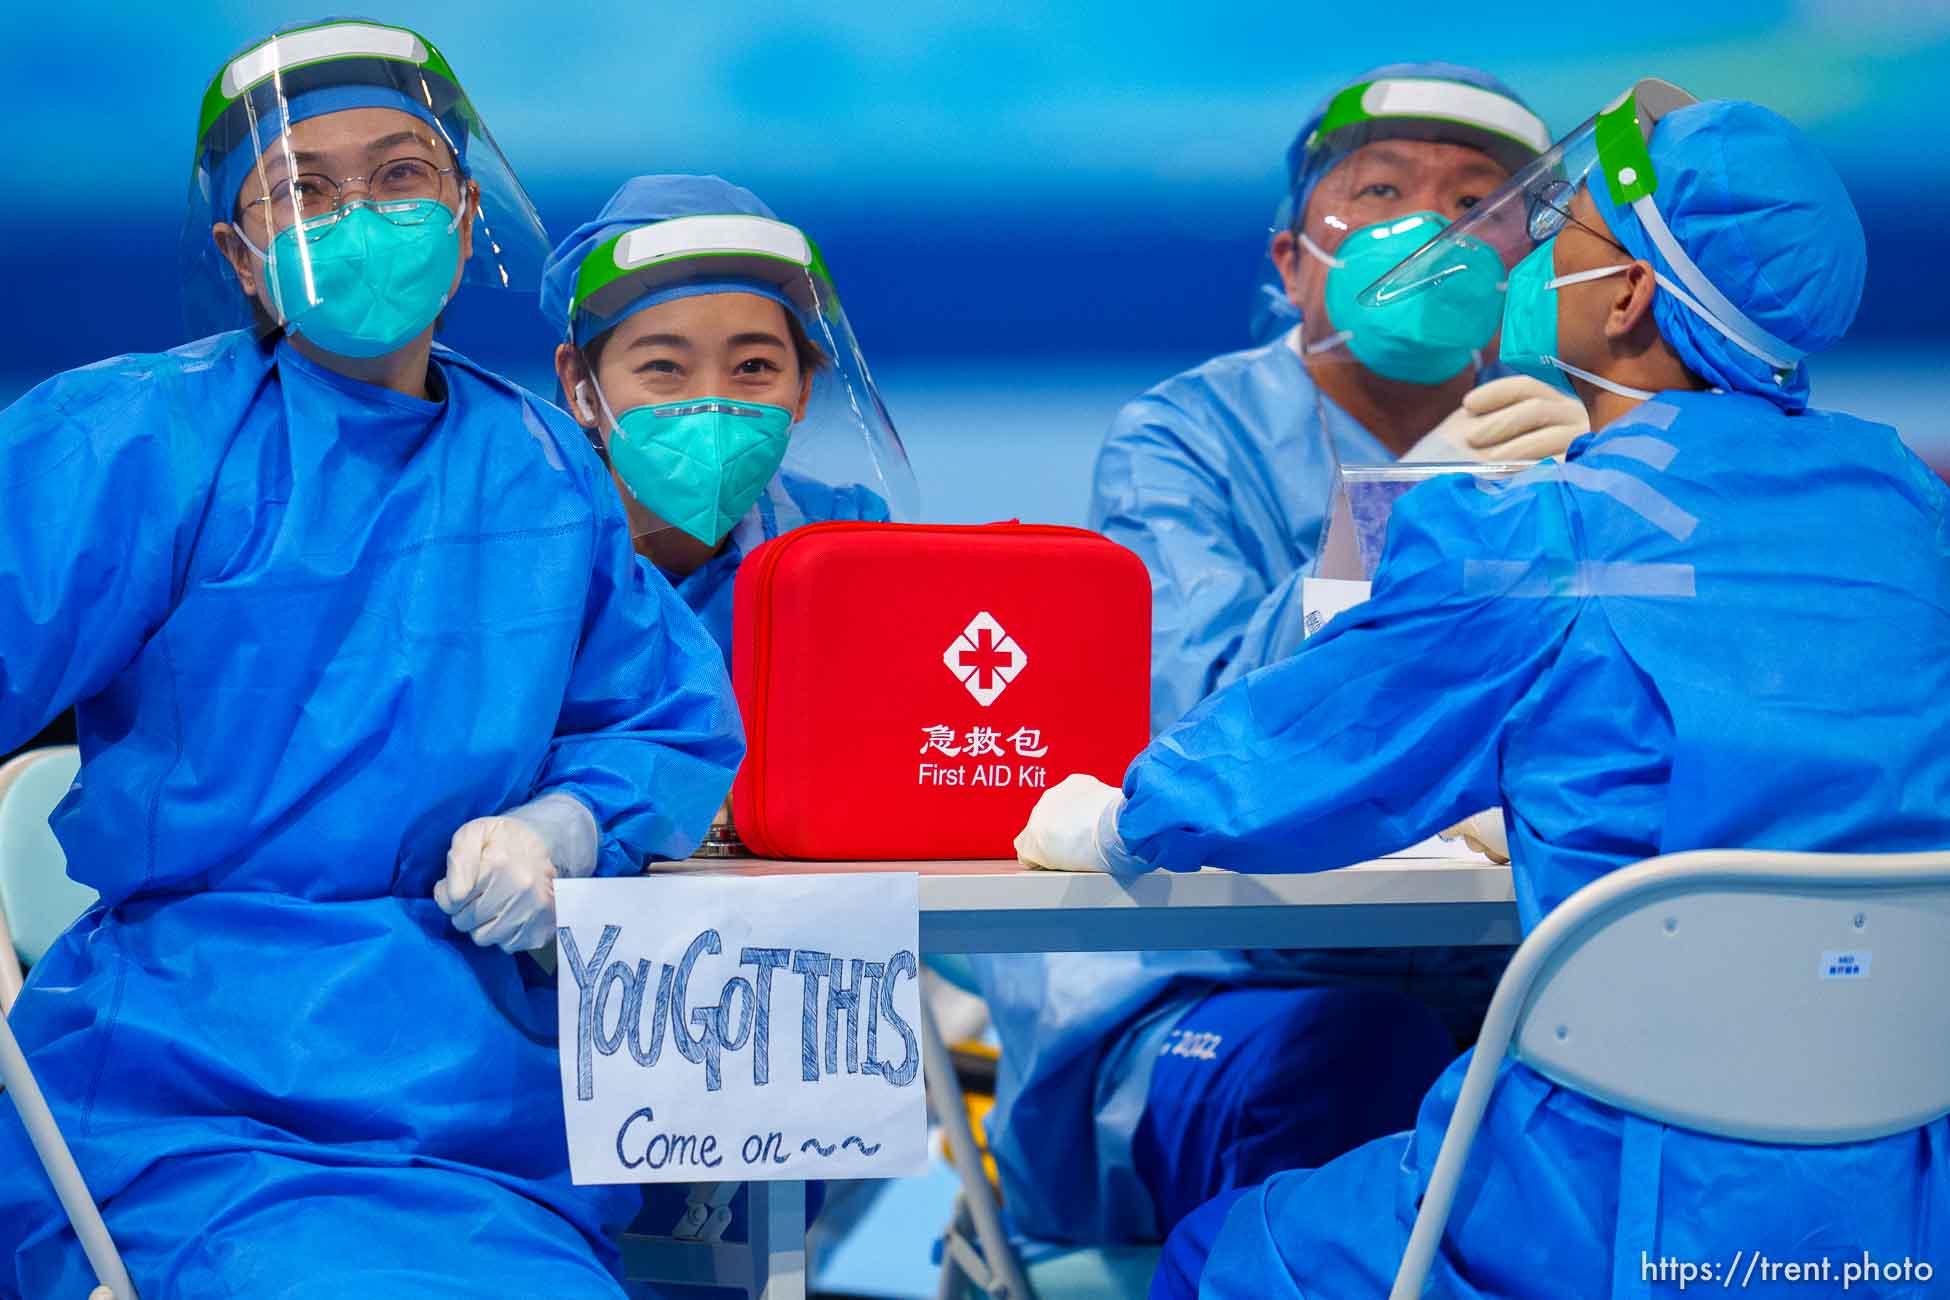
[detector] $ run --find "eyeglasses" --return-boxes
[1524,178,1631,257]
[241,156,459,234]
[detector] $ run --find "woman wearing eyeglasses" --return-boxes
[0,21,739,1296]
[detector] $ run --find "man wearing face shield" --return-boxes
[1014,86,1950,1298]
[0,21,740,1295]
[1106,63,1576,735]
[968,65,1562,1253]
[539,174,917,663]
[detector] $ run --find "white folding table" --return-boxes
[622,850,1520,1299]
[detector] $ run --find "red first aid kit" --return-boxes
[730,521,1151,859]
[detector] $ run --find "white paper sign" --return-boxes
[556,873,926,1184]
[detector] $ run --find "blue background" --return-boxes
[4,0,1945,521]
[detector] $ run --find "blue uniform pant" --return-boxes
[1130,983,1454,1237]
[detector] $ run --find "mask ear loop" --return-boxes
[1531,263,1659,400]
[1296,231,1346,270]
[1550,356,1656,402]
[564,333,625,454]
[1546,264,1636,291]
[1293,234,1357,354]
[577,355,625,436]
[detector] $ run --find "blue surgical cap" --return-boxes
[208,84,463,221]
[539,174,798,345]
[1590,100,1865,411]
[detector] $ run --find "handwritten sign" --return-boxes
[556,873,926,1184]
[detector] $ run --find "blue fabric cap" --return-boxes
[209,84,462,222]
[1589,100,1865,412]
[539,174,782,342]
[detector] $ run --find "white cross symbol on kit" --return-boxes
[942,612,1028,707]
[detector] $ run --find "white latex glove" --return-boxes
[1408,375,1589,464]
[435,792,599,952]
[1440,809,1510,864]
[1014,774,1142,875]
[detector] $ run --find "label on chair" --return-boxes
[1818,950,1872,980]
[555,872,927,1183]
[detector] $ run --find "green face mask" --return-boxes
[265,200,461,359]
[1308,211,1505,385]
[607,397,794,545]
[1498,239,1574,393]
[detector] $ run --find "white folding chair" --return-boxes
[921,965,1159,1300]
[1391,848,1950,1300]
[0,747,135,1299]
[0,746,56,1010]
[0,746,95,1014]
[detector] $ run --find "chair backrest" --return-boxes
[0,747,96,967]
[1510,849,1950,1145]
[1391,849,1950,1300]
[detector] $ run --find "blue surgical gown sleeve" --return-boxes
[534,484,745,875]
[0,365,199,748]
[1118,469,1585,875]
[1091,398,1304,732]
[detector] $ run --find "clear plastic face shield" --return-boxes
[1355,78,1812,402]
[1285,77,1551,387]
[561,214,918,557]
[182,20,552,349]
[1364,78,1807,399]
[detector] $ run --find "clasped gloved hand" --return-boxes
[436,792,600,952]
[1440,809,1511,864]
[1409,375,1589,464]
[1014,774,1147,877]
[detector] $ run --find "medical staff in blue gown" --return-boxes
[970,63,1572,1249]
[540,175,918,666]
[541,176,914,1258]
[0,21,741,1297]
[1102,63,1579,728]
[1017,90,1950,1299]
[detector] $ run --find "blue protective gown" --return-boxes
[971,333,1500,1245]
[1091,332,1394,732]
[0,331,744,1297]
[1112,392,1950,1297]
[634,471,880,1255]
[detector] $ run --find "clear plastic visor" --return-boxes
[567,254,918,559]
[1288,138,1532,385]
[1357,79,1698,316]
[181,25,550,340]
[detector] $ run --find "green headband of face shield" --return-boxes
[195,20,466,162]
[1305,77,1553,182]
[568,214,822,339]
